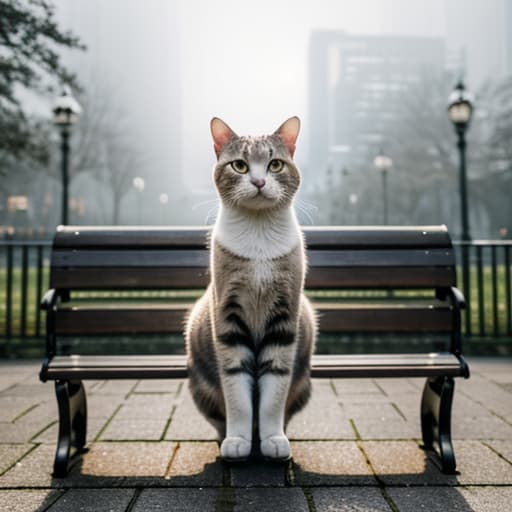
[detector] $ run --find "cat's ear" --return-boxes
[275,116,300,158]
[211,117,236,158]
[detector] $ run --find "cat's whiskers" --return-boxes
[294,199,318,225]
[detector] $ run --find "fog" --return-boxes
[47,0,510,230]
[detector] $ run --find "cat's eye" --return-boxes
[268,159,284,173]
[231,160,248,174]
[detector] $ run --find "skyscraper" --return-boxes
[308,31,445,189]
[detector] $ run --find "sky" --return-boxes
[53,0,509,202]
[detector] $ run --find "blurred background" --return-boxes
[1,0,511,351]
[1,0,511,237]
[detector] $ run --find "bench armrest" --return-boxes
[445,286,466,363]
[41,289,58,310]
[448,286,466,310]
[40,289,59,365]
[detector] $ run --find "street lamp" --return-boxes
[448,79,474,335]
[447,80,474,242]
[373,150,393,224]
[133,177,145,224]
[53,86,82,225]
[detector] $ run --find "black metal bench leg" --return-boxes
[420,376,456,474]
[53,380,87,477]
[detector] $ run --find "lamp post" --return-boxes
[373,150,393,224]
[447,80,474,335]
[447,80,474,242]
[53,86,82,225]
[133,177,145,224]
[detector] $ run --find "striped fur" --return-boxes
[185,117,316,461]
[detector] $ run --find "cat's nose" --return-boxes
[251,178,266,189]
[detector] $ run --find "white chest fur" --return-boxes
[212,205,302,260]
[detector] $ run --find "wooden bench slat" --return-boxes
[51,267,209,289]
[51,248,454,269]
[51,249,210,268]
[50,266,455,290]
[43,353,465,381]
[306,267,455,288]
[54,225,453,249]
[309,249,454,267]
[54,300,452,335]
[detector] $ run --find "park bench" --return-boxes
[40,225,469,477]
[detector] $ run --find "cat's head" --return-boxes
[211,117,301,211]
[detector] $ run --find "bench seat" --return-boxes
[42,352,468,381]
[52,298,453,335]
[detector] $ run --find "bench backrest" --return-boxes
[50,225,456,291]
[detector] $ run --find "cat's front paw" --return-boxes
[220,436,252,461]
[260,434,291,461]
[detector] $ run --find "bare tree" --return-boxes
[69,84,148,224]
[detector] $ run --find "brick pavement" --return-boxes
[0,358,511,511]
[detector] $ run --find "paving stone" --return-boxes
[0,490,61,512]
[485,440,512,464]
[0,404,57,443]
[79,442,176,480]
[0,444,61,488]
[234,488,309,512]
[133,379,182,394]
[373,378,423,396]
[230,460,287,487]
[32,417,106,444]
[340,402,404,421]
[353,417,421,440]
[291,441,376,486]
[47,489,135,512]
[0,366,36,393]
[287,398,354,440]
[452,414,512,440]
[361,441,453,486]
[332,379,383,396]
[0,396,41,422]
[164,390,217,441]
[454,441,512,485]
[309,380,339,401]
[86,395,124,419]
[338,393,389,404]
[123,393,177,409]
[388,487,473,511]
[0,442,176,488]
[83,380,104,391]
[167,442,222,486]
[0,445,33,475]
[89,380,138,396]
[458,375,512,417]
[312,487,391,511]
[132,488,218,512]
[470,361,512,381]
[459,486,512,512]
[0,384,53,400]
[99,418,168,441]
[451,392,490,418]
[114,401,173,421]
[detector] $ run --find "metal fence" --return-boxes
[1,238,511,352]
[0,241,52,341]
[454,241,512,338]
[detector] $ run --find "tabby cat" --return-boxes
[185,116,316,461]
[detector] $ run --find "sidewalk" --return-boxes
[1,358,511,511]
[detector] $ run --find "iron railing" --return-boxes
[453,241,512,338]
[1,241,52,341]
[1,239,511,354]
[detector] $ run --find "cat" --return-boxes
[185,116,316,462]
